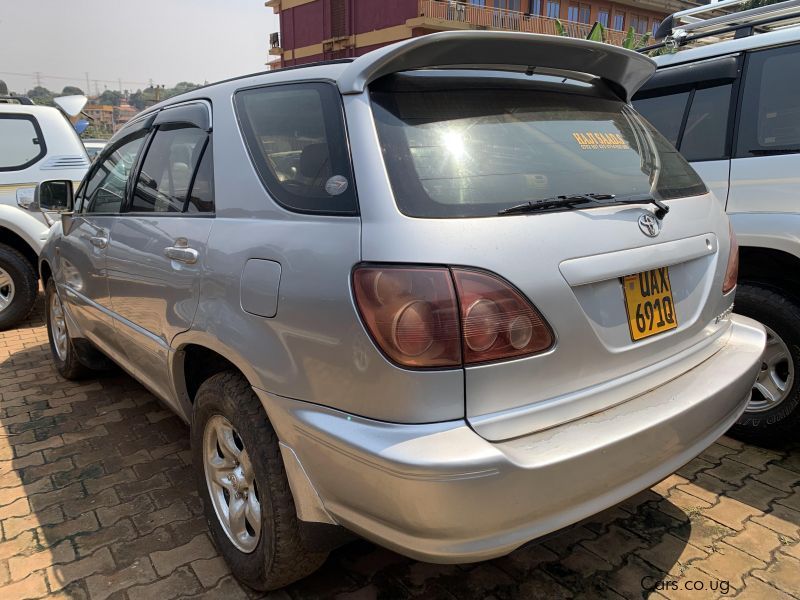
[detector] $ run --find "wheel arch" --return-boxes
[738,246,800,302]
[170,334,264,415]
[0,225,39,277]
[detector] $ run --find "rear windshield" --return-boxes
[371,83,707,218]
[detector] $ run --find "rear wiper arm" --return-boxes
[498,193,670,219]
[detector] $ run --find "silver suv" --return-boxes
[36,32,764,590]
[633,2,800,445]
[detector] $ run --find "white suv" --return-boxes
[633,0,800,444]
[0,96,89,328]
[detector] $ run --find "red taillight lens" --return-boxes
[353,266,553,368]
[453,269,553,364]
[723,224,739,294]
[352,267,461,368]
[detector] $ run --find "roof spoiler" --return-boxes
[337,31,656,102]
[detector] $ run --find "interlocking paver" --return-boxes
[0,302,798,599]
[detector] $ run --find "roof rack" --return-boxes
[0,95,34,105]
[642,0,800,52]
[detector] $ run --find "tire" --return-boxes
[0,243,38,330]
[45,278,91,380]
[729,283,800,446]
[191,371,328,590]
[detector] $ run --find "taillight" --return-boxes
[453,269,553,364]
[722,224,739,294]
[352,267,461,368]
[353,265,553,368]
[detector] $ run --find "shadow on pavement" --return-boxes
[0,301,710,599]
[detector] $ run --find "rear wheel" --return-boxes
[191,371,328,590]
[729,284,800,445]
[0,244,37,330]
[45,279,91,380]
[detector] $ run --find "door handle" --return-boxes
[164,241,199,264]
[89,236,108,249]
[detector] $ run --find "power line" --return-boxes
[0,70,153,87]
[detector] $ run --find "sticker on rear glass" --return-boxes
[571,132,629,150]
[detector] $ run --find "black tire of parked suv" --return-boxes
[45,278,91,380]
[729,283,800,446]
[191,371,329,590]
[0,243,38,331]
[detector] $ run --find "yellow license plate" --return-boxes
[622,267,678,341]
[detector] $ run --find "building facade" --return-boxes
[267,0,697,68]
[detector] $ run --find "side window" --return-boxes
[130,127,208,213]
[83,133,147,214]
[680,84,733,162]
[235,82,358,214]
[632,92,690,146]
[186,140,214,213]
[0,115,46,171]
[737,45,800,157]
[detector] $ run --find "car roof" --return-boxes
[0,102,64,116]
[653,24,800,67]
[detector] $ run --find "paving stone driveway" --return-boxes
[1,300,799,600]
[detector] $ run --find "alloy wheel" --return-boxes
[748,325,795,413]
[203,414,262,553]
[0,267,15,314]
[49,288,68,361]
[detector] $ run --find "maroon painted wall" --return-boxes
[353,0,418,32]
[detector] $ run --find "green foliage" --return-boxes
[742,0,783,8]
[554,19,566,36]
[25,86,55,106]
[61,86,84,96]
[586,22,605,43]
[97,90,123,106]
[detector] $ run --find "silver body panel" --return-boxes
[39,32,764,562]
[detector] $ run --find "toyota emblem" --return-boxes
[638,213,661,238]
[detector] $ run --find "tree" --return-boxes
[26,86,55,106]
[61,86,84,96]
[97,90,122,106]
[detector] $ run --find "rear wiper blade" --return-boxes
[498,193,670,219]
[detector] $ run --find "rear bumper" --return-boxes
[256,315,765,563]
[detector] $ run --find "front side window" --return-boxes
[83,133,147,214]
[0,115,46,171]
[235,82,358,215]
[371,78,706,218]
[130,126,208,213]
[737,44,800,157]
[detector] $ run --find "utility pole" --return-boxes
[118,78,122,93]
[85,72,90,95]
[34,72,41,87]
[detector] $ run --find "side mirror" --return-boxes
[34,180,74,213]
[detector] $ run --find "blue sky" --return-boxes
[0,0,279,94]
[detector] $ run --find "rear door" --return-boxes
[57,131,148,358]
[633,55,741,207]
[105,101,214,406]
[728,43,800,215]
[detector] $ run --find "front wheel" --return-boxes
[729,284,800,445]
[45,279,90,380]
[0,244,37,330]
[191,372,328,590]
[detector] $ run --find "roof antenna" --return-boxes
[525,66,535,77]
